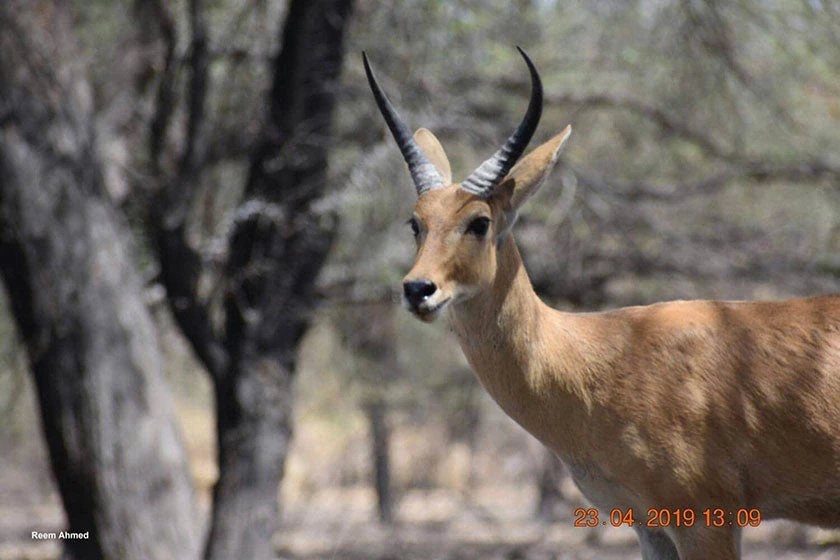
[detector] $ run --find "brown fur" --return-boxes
[403,127,840,559]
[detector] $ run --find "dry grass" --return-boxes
[2,388,840,560]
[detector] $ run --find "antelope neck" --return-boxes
[451,235,538,346]
[448,234,606,458]
[449,236,554,420]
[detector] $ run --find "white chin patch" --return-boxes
[405,295,451,323]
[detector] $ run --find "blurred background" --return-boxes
[1,0,840,559]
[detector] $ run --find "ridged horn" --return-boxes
[363,52,444,196]
[460,47,543,198]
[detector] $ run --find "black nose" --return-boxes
[403,280,437,307]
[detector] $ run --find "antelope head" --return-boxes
[364,48,571,322]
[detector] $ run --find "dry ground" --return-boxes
[277,486,840,560]
[4,481,840,559]
[2,374,839,559]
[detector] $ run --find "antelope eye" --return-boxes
[466,216,490,237]
[407,217,420,237]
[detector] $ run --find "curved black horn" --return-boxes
[363,53,444,196]
[460,47,543,197]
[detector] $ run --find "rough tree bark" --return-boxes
[153,0,355,558]
[0,2,199,559]
[208,3,354,556]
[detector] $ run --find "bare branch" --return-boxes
[547,91,737,161]
[574,166,735,201]
[181,0,210,178]
[495,80,738,161]
[573,158,840,202]
[148,0,178,169]
[153,0,229,382]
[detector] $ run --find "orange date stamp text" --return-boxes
[573,507,762,528]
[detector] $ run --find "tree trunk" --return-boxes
[0,2,199,559]
[202,1,354,558]
[367,401,394,524]
[204,355,294,560]
[337,302,399,524]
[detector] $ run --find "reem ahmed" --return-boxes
[32,531,89,540]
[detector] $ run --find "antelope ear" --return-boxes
[497,125,571,213]
[414,128,452,185]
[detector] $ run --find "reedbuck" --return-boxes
[363,49,840,559]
